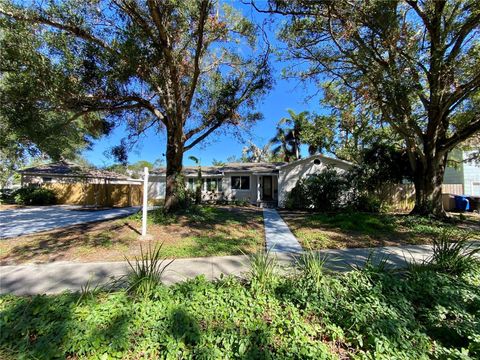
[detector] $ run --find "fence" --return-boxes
[380,183,464,212]
[46,183,143,207]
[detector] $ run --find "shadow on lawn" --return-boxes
[1,221,135,265]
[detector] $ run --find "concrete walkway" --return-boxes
[0,244,439,295]
[0,205,140,239]
[263,208,303,253]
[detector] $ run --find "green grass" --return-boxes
[129,205,264,258]
[287,211,480,249]
[1,259,479,359]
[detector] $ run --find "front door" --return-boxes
[262,176,273,200]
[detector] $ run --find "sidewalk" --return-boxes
[263,208,303,253]
[0,244,436,295]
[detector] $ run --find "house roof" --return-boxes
[19,161,131,180]
[150,162,286,176]
[150,155,352,177]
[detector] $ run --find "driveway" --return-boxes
[0,205,140,239]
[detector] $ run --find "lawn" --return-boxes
[1,254,479,359]
[279,210,480,250]
[0,205,264,265]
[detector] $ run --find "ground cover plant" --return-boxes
[0,205,264,264]
[280,210,480,250]
[1,238,479,359]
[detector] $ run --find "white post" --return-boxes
[141,167,149,237]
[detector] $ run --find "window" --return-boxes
[187,178,202,191]
[42,177,52,183]
[206,178,221,192]
[313,159,321,165]
[231,176,250,190]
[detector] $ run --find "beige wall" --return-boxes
[278,156,351,207]
[44,183,142,207]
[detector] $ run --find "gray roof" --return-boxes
[19,161,130,180]
[151,162,286,176]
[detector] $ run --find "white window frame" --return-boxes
[231,176,250,190]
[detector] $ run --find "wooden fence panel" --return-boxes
[380,183,464,212]
[46,183,143,207]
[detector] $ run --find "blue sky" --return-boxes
[82,1,325,168]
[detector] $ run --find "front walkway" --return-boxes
[0,205,140,239]
[263,208,303,253]
[0,244,437,295]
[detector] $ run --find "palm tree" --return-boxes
[270,110,308,162]
[188,156,202,204]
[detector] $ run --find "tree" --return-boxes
[254,0,480,217]
[0,17,110,167]
[188,156,202,204]
[212,159,226,166]
[241,141,273,162]
[270,110,308,161]
[1,0,272,212]
[301,83,399,163]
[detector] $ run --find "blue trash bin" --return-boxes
[454,195,470,211]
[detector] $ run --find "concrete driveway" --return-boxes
[0,205,140,239]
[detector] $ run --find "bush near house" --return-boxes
[0,244,479,359]
[12,186,57,206]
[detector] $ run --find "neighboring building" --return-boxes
[18,161,143,207]
[19,161,140,185]
[444,150,480,196]
[148,155,352,207]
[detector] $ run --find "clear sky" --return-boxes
[82,1,326,168]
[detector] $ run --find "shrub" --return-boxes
[286,166,347,211]
[125,242,174,298]
[0,188,15,204]
[285,178,310,209]
[13,186,57,205]
[427,231,479,275]
[248,249,278,292]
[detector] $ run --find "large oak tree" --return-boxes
[253,0,480,216]
[0,0,271,211]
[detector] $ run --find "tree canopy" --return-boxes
[254,0,480,216]
[0,0,272,211]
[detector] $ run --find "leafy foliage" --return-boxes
[125,243,174,298]
[285,166,348,211]
[12,186,57,206]
[263,0,480,216]
[1,254,479,358]
[0,0,272,212]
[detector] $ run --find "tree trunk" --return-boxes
[410,152,447,217]
[164,126,184,213]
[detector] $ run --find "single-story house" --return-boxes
[19,161,143,207]
[148,155,352,207]
[444,150,480,196]
[20,161,140,186]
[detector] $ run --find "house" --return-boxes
[148,155,352,207]
[19,161,140,185]
[19,161,143,207]
[444,150,480,196]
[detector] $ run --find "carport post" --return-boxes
[142,167,149,237]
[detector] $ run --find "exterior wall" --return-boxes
[444,149,464,184]
[148,173,260,204]
[277,156,351,207]
[222,172,257,203]
[147,175,166,201]
[463,151,480,195]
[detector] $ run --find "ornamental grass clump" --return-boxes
[125,242,174,298]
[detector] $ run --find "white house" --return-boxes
[148,155,352,207]
[444,150,480,196]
